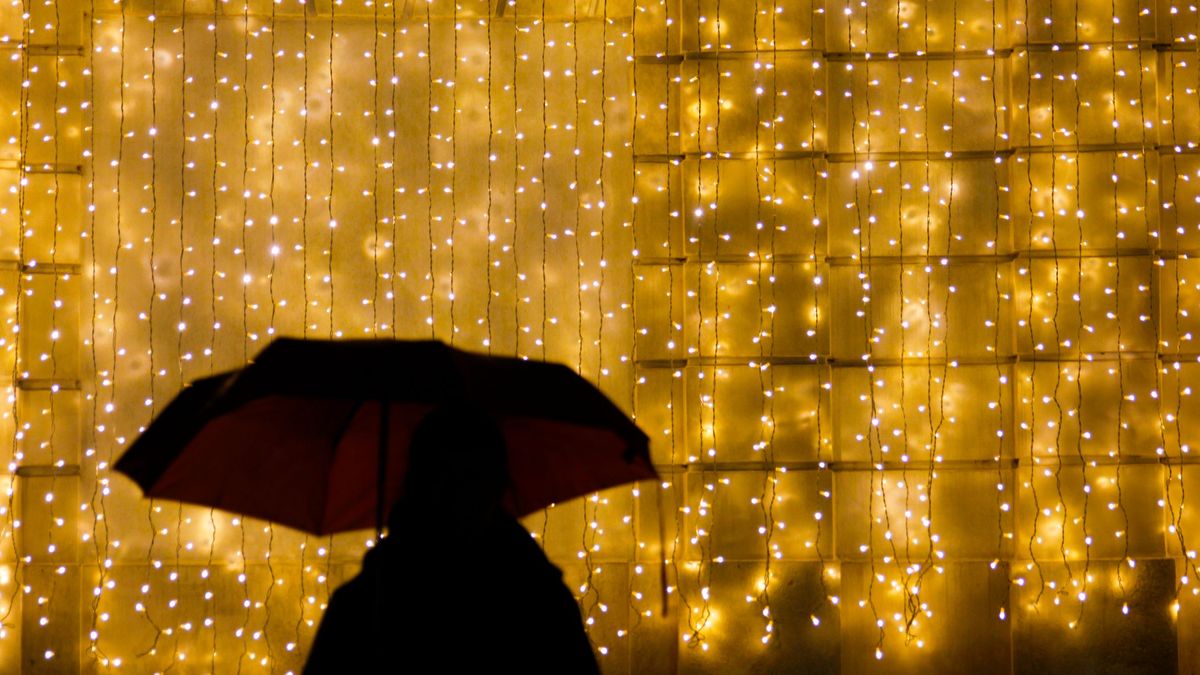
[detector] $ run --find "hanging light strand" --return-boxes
[1162,1,1199,596]
[136,1,165,658]
[896,0,915,607]
[94,0,129,660]
[512,1,522,359]
[628,0,643,626]
[990,0,1010,618]
[388,0,399,339]
[539,0,548,364]
[666,0,692,637]
[1021,0,1046,605]
[85,0,112,661]
[169,4,189,664]
[485,2,494,353]
[323,0,338,614]
[810,0,829,627]
[1070,0,1092,625]
[293,0,311,643]
[1131,0,1157,608]
[536,0,551,551]
[3,0,31,652]
[266,3,278,336]
[237,1,252,663]
[40,0,65,658]
[846,0,886,658]
[753,0,778,645]
[597,0,608,402]
[1046,0,1073,599]
[3,0,30,636]
[705,0,724,646]
[372,0,382,337]
[261,3,280,662]
[686,0,708,649]
[448,0,458,343]
[574,0,601,638]
[1110,0,1132,602]
[206,1,221,660]
[912,0,959,634]
[1175,0,1200,587]
[572,0,583,377]
[862,7,904,604]
[285,0,320,653]
[425,0,434,337]
[327,0,337,338]
[596,0,623,644]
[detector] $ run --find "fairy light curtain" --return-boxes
[1,0,1198,671]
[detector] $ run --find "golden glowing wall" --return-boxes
[3,0,1200,671]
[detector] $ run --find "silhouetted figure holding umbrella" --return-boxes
[303,403,601,674]
[114,337,659,669]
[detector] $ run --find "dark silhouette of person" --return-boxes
[303,403,601,674]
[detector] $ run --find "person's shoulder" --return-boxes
[492,514,563,573]
[324,568,369,605]
[326,543,397,601]
[494,513,545,548]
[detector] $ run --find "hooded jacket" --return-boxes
[303,511,601,674]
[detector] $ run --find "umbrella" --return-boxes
[115,338,658,537]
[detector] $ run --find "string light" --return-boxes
[387,0,399,341]
[894,0,915,627]
[262,0,279,663]
[424,0,434,337]
[84,0,111,662]
[990,0,1010,625]
[572,1,602,647]
[206,0,221,663]
[751,0,775,648]
[1110,0,1130,605]
[140,0,164,658]
[1071,0,1091,623]
[535,0,550,553]
[322,2,338,631]
[1164,0,1200,599]
[484,1,493,355]
[913,0,956,635]
[8,0,1200,669]
[597,3,618,639]
[45,0,65,658]
[448,0,457,343]
[809,0,831,632]
[371,0,381,340]
[511,0,522,363]
[539,0,548,360]
[4,0,33,654]
[1046,0,1071,608]
[629,0,642,629]
[687,0,711,650]
[660,0,690,641]
[238,2,253,665]
[327,0,336,339]
[1020,0,1047,606]
[170,4,188,665]
[845,0,885,656]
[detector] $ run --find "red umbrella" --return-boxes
[114,338,657,535]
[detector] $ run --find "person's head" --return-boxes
[393,402,509,528]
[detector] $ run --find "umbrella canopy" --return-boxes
[114,338,657,536]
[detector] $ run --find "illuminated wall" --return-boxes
[2,0,1200,671]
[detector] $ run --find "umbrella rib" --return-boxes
[332,398,367,447]
[316,398,368,534]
